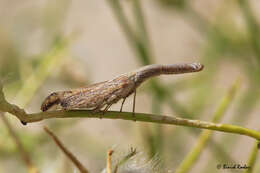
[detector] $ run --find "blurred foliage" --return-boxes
[0,0,260,172]
[156,0,188,9]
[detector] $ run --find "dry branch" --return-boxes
[44,126,89,173]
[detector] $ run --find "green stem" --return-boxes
[149,95,163,157]
[1,98,260,142]
[1,84,259,142]
[107,0,151,65]
[244,141,259,173]
[174,79,240,173]
[22,111,260,141]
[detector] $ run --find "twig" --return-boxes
[0,114,38,173]
[43,126,89,173]
[107,149,113,173]
[1,104,260,141]
[1,83,260,142]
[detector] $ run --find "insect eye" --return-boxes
[41,93,60,111]
[50,92,57,96]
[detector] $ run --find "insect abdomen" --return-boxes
[134,63,204,85]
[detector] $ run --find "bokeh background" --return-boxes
[0,0,260,172]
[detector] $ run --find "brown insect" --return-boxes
[41,63,204,116]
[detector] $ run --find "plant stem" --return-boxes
[1,81,259,154]
[174,78,240,173]
[244,141,259,173]
[1,107,259,142]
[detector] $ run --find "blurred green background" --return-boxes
[0,0,260,172]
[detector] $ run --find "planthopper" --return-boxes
[41,63,204,117]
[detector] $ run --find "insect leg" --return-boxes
[120,98,126,112]
[91,105,104,118]
[99,94,118,118]
[103,103,113,114]
[132,89,136,121]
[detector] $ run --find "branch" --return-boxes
[44,126,89,173]
[2,108,260,141]
[1,86,260,142]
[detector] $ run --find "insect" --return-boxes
[41,63,204,117]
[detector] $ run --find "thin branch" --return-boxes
[43,126,89,173]
[107,149,113,173]
[1,83,260,142]
[1,106,260,141]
